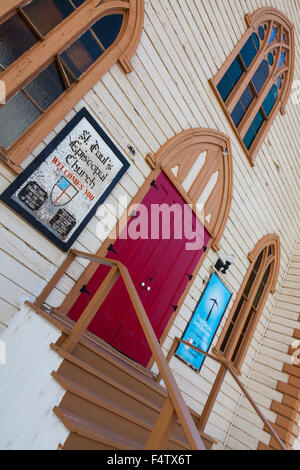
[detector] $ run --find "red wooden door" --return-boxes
[68,172,211,366]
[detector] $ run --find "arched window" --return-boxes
[0,0,144,171]
[210,8,295,166]
[214,235,280,371]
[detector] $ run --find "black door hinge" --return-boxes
[203,246,207,252]
[80,284,91,295]
[150,180,159,190]
[187,273,193,281]
[171,304,178,311]
[108,244,117,255]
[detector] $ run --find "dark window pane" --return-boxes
[252,60,269,93]
[217,57,243,102]
[22,0,74,37]
[231,334,244,362]
[0,14,38,69]
[24,61,67,111]
[92,14,123,49]
[72,0,86,6]
[261,264,271,286]
[254,251,263,272]
[231,101,244,126]
[227,56,244,86]
[262,85,278,117]
[231,298,245,324]
[60,30,103,78]
[232,85,255,126]
[252,280,265,309]
[243,126,256,150]
[0,92,41,149]
[240,85,254,110]
[220,321,235,352]
[268,52,274,66]
[244,269,256,297]
[242,308,255,335]
[258,26,265,41]
[240,33,259,68]
[277,76,282,89]
[252,109,265,133]
[217,73,234,102]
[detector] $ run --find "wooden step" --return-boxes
[54,406,144,450]
[53,335,203,424]
[52,344,216,449]
[52,310,156,381]
[53,370,189,450]
[53,348,190,445]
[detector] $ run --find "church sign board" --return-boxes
[1,108,130,251]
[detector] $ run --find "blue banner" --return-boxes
[176,272,232,371]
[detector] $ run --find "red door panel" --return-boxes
[68,172,211,366]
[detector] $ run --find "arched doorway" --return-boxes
[61,128,233,367]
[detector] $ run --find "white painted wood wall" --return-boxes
[0,0,299,449]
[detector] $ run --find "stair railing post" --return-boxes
[118,263,206,450]
[60,265,120,354]
[35,252,76,308]
[175,338,287,451]
[144,396,178,450]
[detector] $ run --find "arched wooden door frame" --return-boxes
[60,128,233,368]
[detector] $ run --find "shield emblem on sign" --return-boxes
[51,177,78,206]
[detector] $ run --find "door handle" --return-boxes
[140,282,151,291]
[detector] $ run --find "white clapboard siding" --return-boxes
[0,305,68,450]
[224,237,300,449]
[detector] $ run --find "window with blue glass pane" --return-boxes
[262,85,278,116]
[243,109,265,150]
[252,109,265,133]
[268,26,278,44]
[278,52,286,69]
[217,73,233,102]
[231,86,254,126]
[217,56,244,102]
[243,126,256,150]
[231,102,245,126]
[240,33,259,68]
[92,15,124,50]
[252,60,269,93]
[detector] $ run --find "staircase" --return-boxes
[51,331,216,450]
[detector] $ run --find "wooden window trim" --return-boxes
[57,128,233,369]
[0,0,144,171]
[209,7,295,166]
[213,234,281,372]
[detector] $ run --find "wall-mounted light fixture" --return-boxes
[127,145,136,157]
[215,253,236,274]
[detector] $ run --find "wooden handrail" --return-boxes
[32,249,285,450]
[171,337,287,451]
[34,249,206,450]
